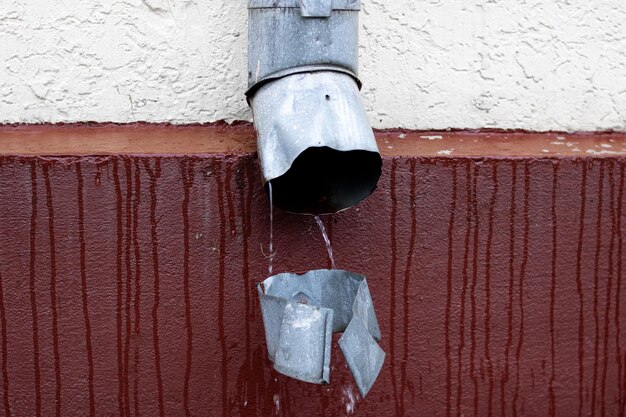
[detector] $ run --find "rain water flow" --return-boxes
[314,215,336,270]
[268,181,275,275]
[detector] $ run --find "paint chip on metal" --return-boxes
[258,269,385,397]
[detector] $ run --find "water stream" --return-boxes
[268,181,275,275]
[268,182,336,273]
[314,215,336,270]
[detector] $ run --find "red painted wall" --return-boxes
[0,129,625,416]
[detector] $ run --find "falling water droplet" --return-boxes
[273,394,281,414]
[342,385,357,415]
[314,215,336,270]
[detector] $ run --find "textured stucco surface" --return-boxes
[1,0,625,130]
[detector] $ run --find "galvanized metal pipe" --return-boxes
[247,0,382,215]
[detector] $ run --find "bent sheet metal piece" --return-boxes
[258,269,385,397]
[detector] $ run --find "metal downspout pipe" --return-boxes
[246,0,382,215]
[248,0,386,398]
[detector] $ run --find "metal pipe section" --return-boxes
[247,0,382,215]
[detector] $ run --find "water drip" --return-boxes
[268,181,275,275]
[314,215,336,270]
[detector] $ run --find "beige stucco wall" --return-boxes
[1,0,625,131]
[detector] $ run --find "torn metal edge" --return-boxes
[257,269,385,396]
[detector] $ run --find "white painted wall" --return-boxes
[1,0,625,131]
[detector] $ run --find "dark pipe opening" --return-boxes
[267,147,382,215]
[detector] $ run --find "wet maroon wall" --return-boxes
[0,127,625,417]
